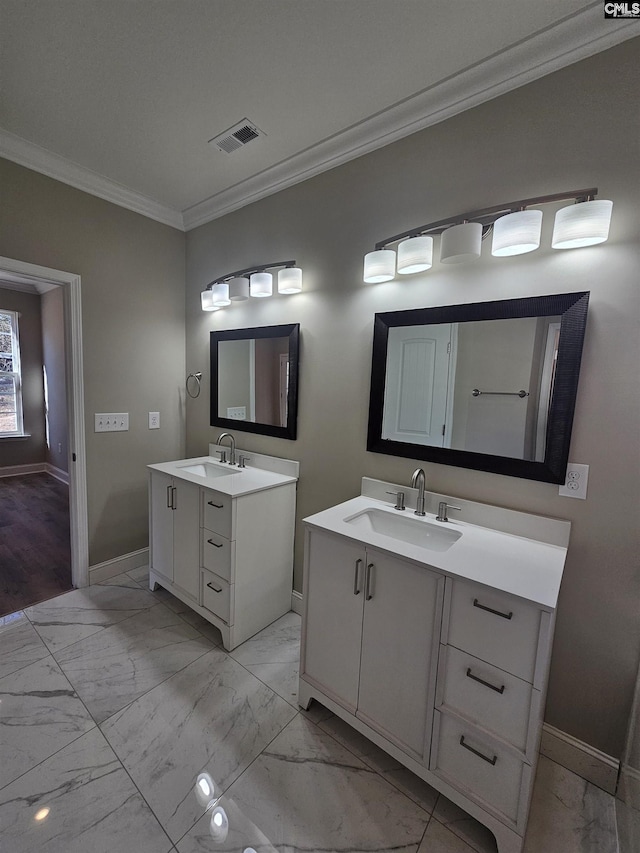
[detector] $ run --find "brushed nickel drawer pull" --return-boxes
[459,735,497,766]
[473,598,513,620]
[207,500,224,508]
[353,559,362,595]
[466,667,505,694]
[207,539,223,548]
[206,581,223,593]
[166,485,173,508]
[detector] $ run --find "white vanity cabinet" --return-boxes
[298,486,570,853]
[149,470,200,600]
[148,452,298,651]
[303,528,443,760]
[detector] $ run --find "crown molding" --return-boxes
[0,129,184,230]
[183,10,637,230]
[0,7,635,234]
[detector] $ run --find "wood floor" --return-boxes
[0,472,72,616]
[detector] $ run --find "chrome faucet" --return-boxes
[411,468,426,516]
[216,432,236,465]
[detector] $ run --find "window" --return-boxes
[0,310,24,436]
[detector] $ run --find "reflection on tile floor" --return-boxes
[0,571,620,853]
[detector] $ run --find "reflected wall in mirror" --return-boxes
[368,293,589,483]
[210,323,299,439]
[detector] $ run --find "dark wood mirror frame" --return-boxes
[367,292,589,483]
[210,323,300,440]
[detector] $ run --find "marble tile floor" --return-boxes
[0,567,620,853]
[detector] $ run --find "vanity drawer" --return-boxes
[202,531,233,582]
[430,710,527,824]
[202,490,232,538]
[436,645,535,754]
[445,579,541,683]
[201,569,233,624]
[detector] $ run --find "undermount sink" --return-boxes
[344,507,461,552]
[177,461,237,479]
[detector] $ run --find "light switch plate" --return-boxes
[95,413,129,432]
[559,463,589,499]
[149,412,160,429]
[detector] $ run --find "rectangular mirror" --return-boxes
[210,323,299,439]
[367,293,589,483]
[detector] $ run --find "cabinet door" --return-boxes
[357,549,443,758]
[172,479,201,601]
[302,530,365,712]
[150,471,174,581]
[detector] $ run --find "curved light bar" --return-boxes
[364,250,395,283]
[492,209,543,257]
[440,222,482,264]
[278,266,303,294]
[397,235,433,274]
[552,199,613,249]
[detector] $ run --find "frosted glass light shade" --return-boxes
[397,235,433,274]
[363,250,396,283]
[278,266,303,294]
[250,271,273,297]
[228,277,249,301]
[440,222,482,264]
[201,290,220,311]
[492,209,542,257]
[211,283,231,306]
[552,199,613,249]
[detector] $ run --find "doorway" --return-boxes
[0,256,88,591]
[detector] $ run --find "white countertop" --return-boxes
[149,455,297,497]
[304,495,568,610]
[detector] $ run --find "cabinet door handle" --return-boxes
[207,539,223,548]
[207,500,224,509]
[365,563,375,601]
[473,598,513,620]
[171,486,177,510]
[166,485,173,508]
[206,581,223,593]
[459,735,497,766]
[466,667,505,694]
[353,559,362,595]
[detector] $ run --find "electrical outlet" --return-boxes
[149,412,160,429]
[559,463,589,499]
[95,413,129,432]
[226,406,246,420]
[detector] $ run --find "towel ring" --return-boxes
[186,372,202,399]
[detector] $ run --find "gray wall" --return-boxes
[0,159,186,564]
[185,40,640,759]
[41,286,68,472]
[0,288,46,465]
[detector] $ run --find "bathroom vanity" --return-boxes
[148,447,298,650]
[298,478,570,853]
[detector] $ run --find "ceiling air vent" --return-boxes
[209,119,265,154]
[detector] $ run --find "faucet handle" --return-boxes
[215,450,227,464]
[385,490,406,511]
[436,502,461,522]
[237,454,251,469]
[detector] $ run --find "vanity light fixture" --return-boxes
[365,188,612,282]
[201,260,302,311]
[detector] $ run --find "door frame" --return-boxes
[0,255,89,588]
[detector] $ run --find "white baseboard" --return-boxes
[541,723,619,794]
[89,548,150,584]
[45,463,69,484]
[291,589,303,616]
[0,462,45,478]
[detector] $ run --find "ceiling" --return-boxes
[0,1,635,231]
